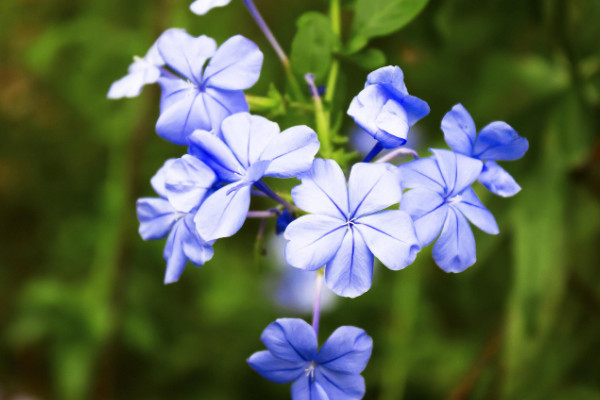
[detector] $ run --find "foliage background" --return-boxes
[1,0,599,399]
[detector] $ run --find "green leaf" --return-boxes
[350,0,429,48]
[346,48,387,70]
[290,12,336,82]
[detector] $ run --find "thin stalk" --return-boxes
[323,0,341,143]
[312,271,324,339]
[305,73,332,158]
[242,0,305,101]
[247,210,278,218]
[363,142,384,162]
[254,180,296,211]
[376,147,419,163]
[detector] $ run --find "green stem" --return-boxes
[322,0,342,152]
[284,60,307,103]
[305,74,332,158]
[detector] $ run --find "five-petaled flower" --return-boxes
[441,103,529,197]
[347,66,430,149]
[136,155,217,283]
[248,318,372,400]
[400,149,499,272]
[156,30,263,145]
[284,159,420,298]
[190,112,319,241]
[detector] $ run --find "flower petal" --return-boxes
[204,35,263,90]
[181,214,214,266]
[291,159,349,219]
[374,100,409,146]
[400,188,448,246]
[107,70,155,99]
[348,162,402,219]
[136,198,177,240]
[247,351,306,384]
[317,326,372,374]
[325,228,374,298]
[291,376,329,400]
[220,113,279,168]
[432,208,476,273]
[365,65,408,98]
[260,318,317,363]
[315,369,366,400]
[398,157,445,193]
[401,94,430,126]
[261,126,320,178]
[431,149,483,196]
[354,210,420,270]
[157,29,216,84]
[163,219,188,284]
[190,0,231,15]
[188,129,245,182]
[284,215,346,271]
[194,183,251,240]
[155,90,212,145]
[478,160,522,197]
[453,188,499,234]
[160,155,217,213]
[473,121,529,161]
[347,85,386,138]
[440,103,477,155]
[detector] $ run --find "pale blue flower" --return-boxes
[400,149,499,272]
[137,155,217,283]
[248,318,372,400]
[285,159,420,298]
[107,38,166,99]
[156,30,263,144]
[190,113,319,241]
[348,66,429,149]
[442,103,529,197]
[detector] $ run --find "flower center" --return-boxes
[305,362,316,380]
[447,194,462,205]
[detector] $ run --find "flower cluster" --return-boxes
[108,2,528,398]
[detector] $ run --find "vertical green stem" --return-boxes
[305,74,332,158]
[323,0,341,145]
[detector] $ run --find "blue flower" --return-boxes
[284,159,420,298]
[399,149,499,273]
[107,36,167,99]
[156,30,263,145]
[190,0,231,15]
[189,112,319,241]
[442,103,529,197]
[347,66,430,149]
[248,318,372,400]
[136,155,217,283]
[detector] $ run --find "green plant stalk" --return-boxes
[322,0,342,155]
[306,74,333,158]
[283,60,307,103]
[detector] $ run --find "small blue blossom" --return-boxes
[399,149,499,273]
[107,36,167,99]
[248,318,372,400]
[285,159,420,298]
[136,155,217,283]
[190,0,231,15]
[347,66,430,149]
[190,112,319,241]
[156,30,263,145]
[442,103,529,197]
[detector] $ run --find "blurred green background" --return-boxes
[1,0,600,399]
